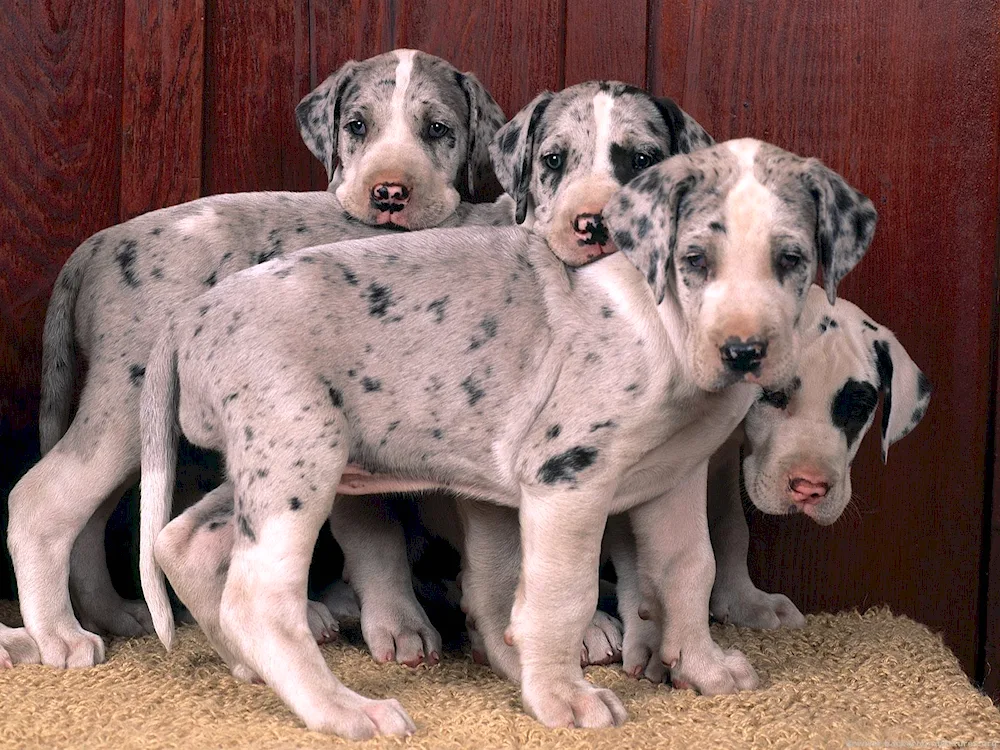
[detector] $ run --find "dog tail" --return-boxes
[39,242,89,454]
[139,326,180,650]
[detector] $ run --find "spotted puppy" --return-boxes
[139,138,875,737]
[7,48,508,669]
[707,286,931,625]
[620,285,931,680]
[154,81,715,675]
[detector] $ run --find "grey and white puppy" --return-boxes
[154,80,716,673]
[139,138,875,737]
[7,47,508,669]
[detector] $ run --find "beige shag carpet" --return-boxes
[0,603,997,749]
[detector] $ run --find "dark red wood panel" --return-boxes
[392,0,566,118]
[0,0,125,433]
[120,0,205,220]
[564,0,647,88]
[648,0,1000,676]
[202,0,312,195]
[646,0,695,100]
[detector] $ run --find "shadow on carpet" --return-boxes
[0,604,997,749]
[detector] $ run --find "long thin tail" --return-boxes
[139,327,180,650]
[39,244,89,454]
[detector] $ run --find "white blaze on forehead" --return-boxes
[723,139,781,273]
[591,92,615,175]
[385,49,418,144]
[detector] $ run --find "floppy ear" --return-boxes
[869,329,932,462]
[457,72,507,198]
[603,159,697,305]
[801,160,878,305]
[651,97,715,154]
[489,90,554,224]
[296,60,358,183]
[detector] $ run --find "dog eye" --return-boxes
[346,119,367,137]
[427,121,450,139]
[778,251,803,271]
[683,249,707,271]
[542,153,564,171]
[632,153,652,171]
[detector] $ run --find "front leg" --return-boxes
[708,435,805,629]
[511,488,627,729]
[630,461,759,695]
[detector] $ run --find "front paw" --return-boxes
[667,643,758,695]
[581,611,623,666]
[522,676,628,729]
[621,618,666,683]
[711,586,806,629]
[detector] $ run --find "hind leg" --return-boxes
[218,417,412,738]
[8,405,138,667]
[71,496,154,637]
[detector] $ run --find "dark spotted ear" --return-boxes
[489,91,554,224]
[458,72,507,198]
[603,158,698,305]
[651,97,715,154]
[868,328,932,462]
[296,60,358,183]
[801,160,878,305]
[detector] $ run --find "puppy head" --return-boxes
[604,139,877,392]
[297,49,506,229]
[742,286,932,524]
[489,82,713,266]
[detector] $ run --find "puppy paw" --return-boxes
[363,599,442,667]
[621,617,666,683]
[0,626,40,667]
[523,677,628,729]
[307,600,339,644]
[581,610,623,666]
[34,624,105,668]
[306,693,415,739]
[318,579,361,626]
[711,587,806,629]
[78,597,154,638]
[667,643,758,695]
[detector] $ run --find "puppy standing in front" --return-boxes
[138,138,876,737]
[6,48,509,668]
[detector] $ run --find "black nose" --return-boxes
[719,338,768,373]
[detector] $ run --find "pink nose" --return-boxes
[788,474,829,504]
[371,182,410,206]
[572,213,610,245]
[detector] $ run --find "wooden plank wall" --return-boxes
[1,0,998,688]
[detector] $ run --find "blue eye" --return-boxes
[543,153,563,170]
[347,119,366,137]
[427,121,449,139]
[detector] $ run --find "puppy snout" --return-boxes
[719,337,768,374]
[572,213,610,247]
[370,182,411,210]
[788,474,830,505]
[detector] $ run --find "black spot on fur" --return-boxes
[590,420,615,431]
[257,249,280,264]
[498,124,520,154]
[204,271,217,287]
[546,424,561,440]
[151,266,163,280]
[361,376,381,392]
[917,372,933,399]
[328,387,343,408]
[862,319,878,331]
[365,282,395,318]
[244,426,254,442]
[427,296,449,323]
[537,446,599,485]
[831,378,878,447]
[289,497,302,511]
[709,222,727,234]
[222,392,238,406]
[338,264,359,286]
[115,240,140,288]
[238,515,257,543]
[874,340,894,440]
[432,428,444,439]
[469,316,499,350]
[613,230,635,251]
[601,306,613,319]
[150,227,163,236]
[128,364,145,386]
[461,375,485,406]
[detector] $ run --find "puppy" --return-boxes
[8,48,508,668]
[139,139,875,735]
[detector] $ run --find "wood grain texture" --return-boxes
[392,0,566,119]
[564,0,647,88]
[120,0,205,220]
[201,0,312,195]
[650,0,1000,676]
[0,0,124,434]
